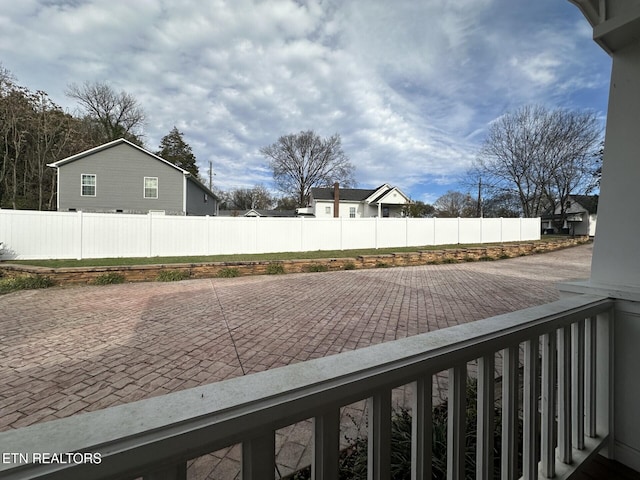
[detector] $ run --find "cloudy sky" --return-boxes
[0,0,611,203]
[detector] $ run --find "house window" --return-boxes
[144,177,158,199]
[382,207,390,217]
[81,174,96,196]
[204,193,208,203]
[349,207,356,218]
[325,206,331,214]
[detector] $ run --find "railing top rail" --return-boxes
[0,294,612,480]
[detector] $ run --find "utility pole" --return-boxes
[208,161,213,190]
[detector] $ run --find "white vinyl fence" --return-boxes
[0,209,541,260]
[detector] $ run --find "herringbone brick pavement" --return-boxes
[0,244,593,478]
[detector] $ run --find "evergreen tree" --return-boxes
[156,127,198,176]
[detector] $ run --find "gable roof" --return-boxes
[570,195,599,213]
[48,138,218,199]
[48,138,186,173]
[311,184,411,205]
[218,209,298,217]
[366,185,411,204]
[311,187,377,202]
[542,194,599,219]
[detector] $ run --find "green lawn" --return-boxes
[5,236,566,268]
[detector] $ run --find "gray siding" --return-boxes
[57,143,185,214]
[185,178,217,215]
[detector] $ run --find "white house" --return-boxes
[305,183,411,218]
[542,194,598,236]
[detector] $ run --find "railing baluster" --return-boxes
[595,310,613,449]
[573,319,586,450]
[523,338,540,479]
[313,408,340,479]
[144,463,187,480]
[558,325,572,464]
[412,376,433,480]
[242,433,275,480]
[368,389,392,480]
[541,331,557,478]
[448,364,467,480]
[585,316,597,437]
[501,346,518,480]
[477,355,495,480]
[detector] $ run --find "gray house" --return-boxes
[48,138,218,216]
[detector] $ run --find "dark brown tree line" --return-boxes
[0,68,91,209]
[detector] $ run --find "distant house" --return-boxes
[542,194,598,236]
[48,138,218,216]
[305,183,411,218]
[217,209,298,217]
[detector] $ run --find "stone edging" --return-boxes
[0,236,591,286]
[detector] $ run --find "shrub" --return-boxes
[156,269,189,282]
[0,275,54,294]
[217,267,240,278]
[343,261,356,270]
[266,263,285,275]
[307,264,328,273]
[287,378,521,480]
[375,261,389,268]
[478,255,495,262]
[441,257,457,264]
[92,272,125,285]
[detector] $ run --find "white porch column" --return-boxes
[591,40,640,287]
[567,0,640,470]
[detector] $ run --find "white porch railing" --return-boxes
[0,294,613,480]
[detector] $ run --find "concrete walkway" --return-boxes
[0,244,593,478]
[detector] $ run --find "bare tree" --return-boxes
[66,81,145,144]
[0,82,32,208]
[261,130,355,207]
[433,190,475,217]
[228,185,275,210]
[474,105,601,221]
[30,92,77,210]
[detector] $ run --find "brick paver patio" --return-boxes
[0,244,593,478]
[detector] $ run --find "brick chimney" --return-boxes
[333,182,340,218]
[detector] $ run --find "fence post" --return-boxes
[405,217,409,247]
[205,215,210,256]
[148,213,153,257]
[254,216,259,254]
[433,217,437,245]
[77,210,83,260]
[520,217,523,241]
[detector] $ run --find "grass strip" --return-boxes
[5,237,566,269]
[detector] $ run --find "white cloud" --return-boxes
[0,0,611,201]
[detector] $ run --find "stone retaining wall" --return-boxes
[0,236,591,286]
